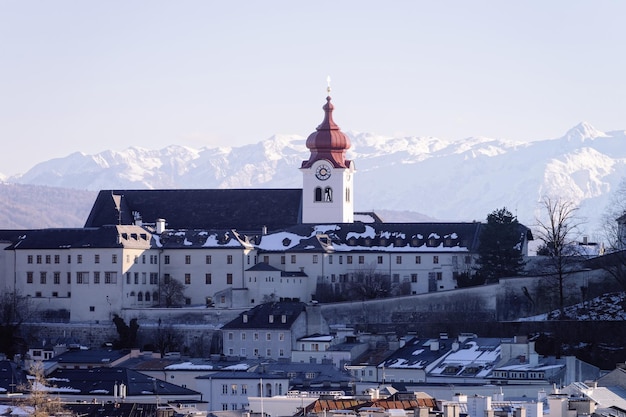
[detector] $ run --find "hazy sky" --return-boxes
[2,1,626,177]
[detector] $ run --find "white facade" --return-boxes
[301,158,355,224]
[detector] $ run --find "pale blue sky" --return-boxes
[2,1,626,176]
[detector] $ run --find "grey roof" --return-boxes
[197,370,287,380]
[259,222,485,253]
[221,301,306,330]
[5,226,125,250]
[50,348,131,365]
[379,337,451,370]
[46,366,201,397]
[84,189,303,232]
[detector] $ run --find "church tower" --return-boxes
[301,93,355,224]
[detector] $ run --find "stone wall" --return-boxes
[24,268,619,352]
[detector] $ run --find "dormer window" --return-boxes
[428,238,436,247]
[281,315,287,323]
[269,315,274,323]
[243,314,248,323]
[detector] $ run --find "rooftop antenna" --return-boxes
[326,75,331,95]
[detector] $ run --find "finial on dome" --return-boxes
[326,75,331,96]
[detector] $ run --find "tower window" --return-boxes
[324,187,333,202]
[315,187,323,202]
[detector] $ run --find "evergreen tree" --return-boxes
[476,207,526,283]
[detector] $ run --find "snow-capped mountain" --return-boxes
[6,122,626,233]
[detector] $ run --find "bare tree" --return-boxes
[0,291,33,358]
[535,196,584,318]
[159,277,186,307]
[19,361,66,417]
[347,267,392,300]
[596,176,626,290]
[154,321,183,356]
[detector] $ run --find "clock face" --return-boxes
[315,164,332,180]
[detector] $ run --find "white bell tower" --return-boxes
[300,87,355,224]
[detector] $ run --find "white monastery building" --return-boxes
[0,94,532,322]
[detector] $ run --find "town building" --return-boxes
[0,94,532,323]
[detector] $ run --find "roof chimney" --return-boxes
[156,218,166,234]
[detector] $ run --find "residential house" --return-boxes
[221,301,329,360]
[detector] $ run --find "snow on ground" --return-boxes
[518,292,626,321]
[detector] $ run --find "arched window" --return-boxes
[137,292,143,302]
[315,187,323,202]
[153,291,159,301]
[324,187,333,202]
[145,291,151,302]
[130,291,136,297]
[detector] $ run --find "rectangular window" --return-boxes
[67,272,71,284]
[54,255,60,264]
[142,255,146,264]
[279,333,284,341]
[112,254,117,264]
[37,255,42,264]
[312,255,318,264]
[241,333,246,341]
[266,349,271,357]
[227,273,233,285]
[76,272,89,284]
[254,333,259,341]
[67,254,71,264]
[263,255,269,263]
[227,255,233,264]
[52,292,58,297]
[411,273,418,283]
[185,255,191,264]
[339,255,343,264]
[45,255,51,264]
[126,273,131,284]
[150,272,158,284]
[142,272,147,284]
[185,273,191,285]
[396,256,402,264]
[54,272,60,285]
[228,332,233,340]
[134,255,138,264]
[437,272,443,280]
[415,255,421,264]
[291,255,296,264]
[27,272,33,284]
[105,272,117,284]
[377,256,383,264]
[27,255,33,264]
[359,255,365,264]
[77,254,82,264]
[392,273,400,283]
[241,384,247,394]
[328,255,333,264]
[433,256,439,264]
[95,254,100,264]
[347,255,353,264]
[134,273,139,284]
[164,255,170,264]
[222,385,228,394]
[266,333,271,341]
[94,271,100,284]
[40,272,47,284]
[280,255,285,265]
[205,273,212,284]
[231,384,237,395]
[206,255,212,264]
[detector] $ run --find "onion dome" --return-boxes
[301,96,352,169]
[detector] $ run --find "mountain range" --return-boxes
[2,122,625,236]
